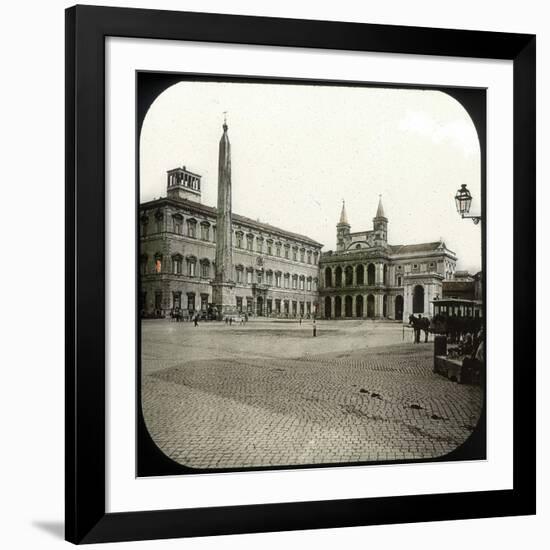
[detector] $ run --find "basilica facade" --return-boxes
[318,200,457,321]
[140,121,458,322]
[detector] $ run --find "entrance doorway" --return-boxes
[395,295,404,320]
[356,295,363,318]
[324,296,331,318]
[367,294,375,318]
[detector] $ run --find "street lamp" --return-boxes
[454,184,482,225]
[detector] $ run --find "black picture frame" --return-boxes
[65,5,536,544]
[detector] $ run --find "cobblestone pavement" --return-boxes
[141,319,483,469]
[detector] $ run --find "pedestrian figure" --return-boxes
[299,316,302,325]
[225,316,228,325]
[229,317,233,326]
[194,312,199,327]
[313,320,317,337]
[244,312,248,323]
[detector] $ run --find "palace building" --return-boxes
[139,122,322,319]
[318,200,458,321]
[140,121,460,322]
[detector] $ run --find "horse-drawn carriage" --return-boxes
[430,298,483,342]
[408,298,483,343]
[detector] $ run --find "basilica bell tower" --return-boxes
[336,200,351,252]
[373,195,388,247]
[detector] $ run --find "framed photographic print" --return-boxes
[65,5,536,544]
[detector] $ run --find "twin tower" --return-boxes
[336,197,388,253]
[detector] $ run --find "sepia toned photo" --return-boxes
[137,74,485,475]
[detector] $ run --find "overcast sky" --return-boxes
[140,80,482,273]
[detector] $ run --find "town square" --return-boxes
[141,318,482,469]
[138,79,484,472]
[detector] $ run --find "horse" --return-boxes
[409,314,430,343]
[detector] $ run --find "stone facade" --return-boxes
[318,198,457,321]
[139,197,322,317]
[140,124,461,322]
[139,125,322,319]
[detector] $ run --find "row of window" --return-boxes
[141,254,318,290]
[143,290,316,317]
[141,215,216,241]
[235,267,318,291]
[324,262,438,288]
[140,212,319,264]
[234,232,318,264]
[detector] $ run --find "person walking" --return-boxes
[193,312,199,327]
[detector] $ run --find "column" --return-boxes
[378,294,385,318]
[352,265,357,286]
[351,295,356,318]
[331,296,336,319]
[376,263,384,285]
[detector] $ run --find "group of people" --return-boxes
[224,313,248,326]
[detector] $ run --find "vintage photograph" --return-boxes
[137,75,485,473]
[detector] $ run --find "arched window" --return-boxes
[256,237,264,253]
[307,276,312,292]
[154,210,163,233]
[154,253,162,274]
[292,274,298,289]
[172,214,183,235]
[345,296,353,317]
[356,295,364,318]
[324,296,332,319]
[299,275,305,290]
[325,267,332,287]
[335,296,342,318]
[413,285,425,313]
[356,264,364,285]
[200,258,210,278]
[171,254,183,274]
[345,265,354,286]
[200,221,210,241]
[367,263,375,285]
[335,266,343,287]
[187,218,197,238]
[235,264,244,283]
[235,231,243,248]
[246,233,254,251]
[186,256,197,277]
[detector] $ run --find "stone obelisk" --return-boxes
[211,117,237,319]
